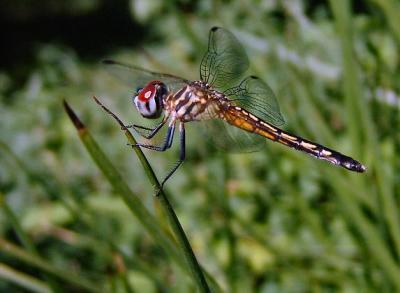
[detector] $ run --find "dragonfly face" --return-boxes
[133,81,168,119]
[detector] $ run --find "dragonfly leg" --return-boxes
[123,117,167,139]
[129,120,175,151]
[156,123,186,195]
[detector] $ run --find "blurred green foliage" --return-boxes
[1,0,399,292]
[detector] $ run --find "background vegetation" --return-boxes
[0,0,399,292]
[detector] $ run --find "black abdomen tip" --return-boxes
[355,163,367,173]
[343,160,367,173]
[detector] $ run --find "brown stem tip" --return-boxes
[63,100,85,130]
[92,96,125,128]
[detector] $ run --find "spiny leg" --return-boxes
[129,119,176,151]
[123,116,168,139]
[156,123,186,196]
[93,96,168,141]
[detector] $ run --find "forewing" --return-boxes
[103,59,189,93]
[224,76,285,126]
[200,27,249,90]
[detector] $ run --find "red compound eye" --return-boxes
[138,83,156,102]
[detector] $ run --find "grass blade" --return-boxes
[0,263,51,293]
[91,97,213,292]
[0,238,101,292]
[371,0,400,45]
[0,193,64,292]
[64,99,213,292]
[329,1,400,288]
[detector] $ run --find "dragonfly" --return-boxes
[103,27,366,192]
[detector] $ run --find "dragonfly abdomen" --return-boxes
[223,106,366,173]
[275,132,366,173]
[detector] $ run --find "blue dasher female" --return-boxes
[102,27,366,191]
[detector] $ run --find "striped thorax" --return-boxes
[164,81,224,122]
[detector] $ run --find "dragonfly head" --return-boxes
[133,81,167,119]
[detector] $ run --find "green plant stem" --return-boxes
[63,101,182,261]
[92,97,211,292]
[372,0,400,45]
[329,0,363,154]
[0,263,51,293]
[65,99,212,292]
[221,156,238,293]
[0,238,101,292]
[326,171,400,291]
[0,194,63,292]
[157,194,210,292]
[0,194,37,254]
[329,0,400,261]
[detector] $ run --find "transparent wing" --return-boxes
[190,101,265,153]
[224,76,285,126]
[200,27,249,90]
[103,59,189,92]
[193,75,285,152]
[196,119,266,153]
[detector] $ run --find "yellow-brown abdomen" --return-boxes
[223,106,366,172]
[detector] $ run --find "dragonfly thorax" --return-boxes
[191,80,211,89]
[162,82,226,123]
[133,81,168,119]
